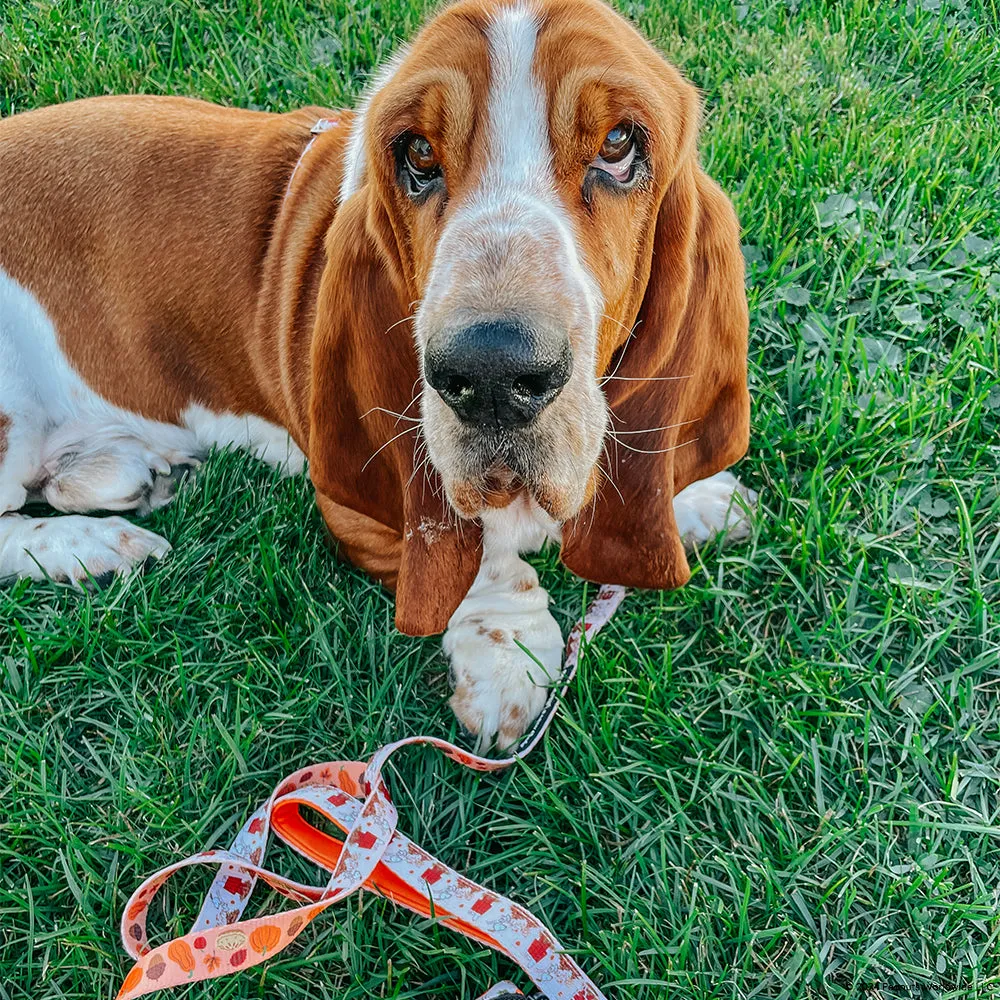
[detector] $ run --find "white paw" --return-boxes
[444,604,563,750]
[39,443,199,515]
[0,514,171,585]
[673,470,757,550]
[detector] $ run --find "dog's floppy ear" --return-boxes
[308,190,482,636]
[561,145,750,590]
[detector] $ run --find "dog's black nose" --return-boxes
[425,320,572,429]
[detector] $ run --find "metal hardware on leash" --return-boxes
[283,117,339,200]
[114,585,626,1000]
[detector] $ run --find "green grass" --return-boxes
[2,0,1000,997]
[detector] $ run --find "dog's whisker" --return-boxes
[406,437,432,491]
[359,405,421,423]
[597,449,626,506]
[365,390,423,431]
[360,424,420,473]
[609,418,699,435]
[599,373,693,383]
[381,314,416,337]
[597,319,641,385]
[600,312,636,336]
[605,437,698,456]
[601,432,621,480]
[605,402,626,425]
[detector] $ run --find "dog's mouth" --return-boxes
[449,465,525,516]
[481,465,523,507]
[445,457,594,523]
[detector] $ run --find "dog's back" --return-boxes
[0,96,327,580]
[0,95,323,420]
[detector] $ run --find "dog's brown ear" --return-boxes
[560,157,750,590]
[308,191,481,636]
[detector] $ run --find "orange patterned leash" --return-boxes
[115,584,626,1000]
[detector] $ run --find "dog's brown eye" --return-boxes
[588,122,641,187]
[400,133,443,199]
[406,134,437,172]
[599,124,634,163]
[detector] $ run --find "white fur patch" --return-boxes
[445,470,756,746]
[477,2,602,329]
[485,5,549,192]
[182,404,305,475]
[443,496,562,748]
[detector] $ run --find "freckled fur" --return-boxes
[0,413,9,465]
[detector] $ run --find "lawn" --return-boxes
[1,0,999,997]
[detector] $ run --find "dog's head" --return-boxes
[309,0,749,632]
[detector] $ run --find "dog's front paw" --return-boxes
[0,513,170,585]
[673,470,757,550]
[444,606,563,750]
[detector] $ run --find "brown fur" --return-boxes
[0,97,331,422]
[0,0,748,634]
[0,412,10,465]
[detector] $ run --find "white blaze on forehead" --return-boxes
[469,4,602,338]
[411,0,603,364]
[484,5,551,193]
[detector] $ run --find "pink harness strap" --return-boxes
[114,584,624,999]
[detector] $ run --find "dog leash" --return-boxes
[114,584,626,1000]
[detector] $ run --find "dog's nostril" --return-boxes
[512,372,553,400]
[441,372,474,400]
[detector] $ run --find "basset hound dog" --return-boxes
[0,0,754,746]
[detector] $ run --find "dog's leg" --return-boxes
[444,499,563,749]
[672,469,757,550]
[182,404,306,476]
[0,265,181,582]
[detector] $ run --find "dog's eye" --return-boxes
[600,124,634,163]
[406,134,437,173]
[588,123,639,185]
[399,133,443,198]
